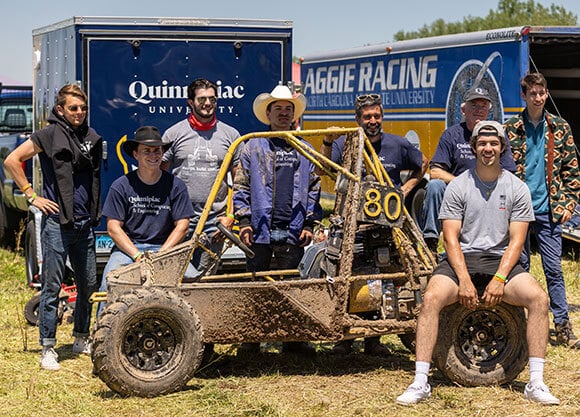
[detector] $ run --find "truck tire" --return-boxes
[433,302,528,386]
[92,288,204,397]
[25,219,39,287]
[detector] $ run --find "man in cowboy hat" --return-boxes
[233,84,321,354]
[161,78,241,279]
[319,93,428,356]
[97,126,194,313]
[5,84,102,370]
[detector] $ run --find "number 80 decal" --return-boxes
[362,186,402,222]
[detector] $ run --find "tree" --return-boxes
[394,0,578,40]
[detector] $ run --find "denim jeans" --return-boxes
[39,217,97,347]
[421,179,446,240]
[520,212,570,324]
[98,244,196,315]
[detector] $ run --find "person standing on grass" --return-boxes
[504,72,580,349]
[161,78,240,279]
[233,84,321,355]
[397,121,559,405]
[4,84,102,370]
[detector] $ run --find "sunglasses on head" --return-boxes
[355,94,382,108]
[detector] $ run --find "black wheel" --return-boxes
[433,302,528,386]
[24,291,69,326]
[398,333,416,354]
[405,183,426,228]
[24,292,41,325]
[92,288,204,397]
[25,220,39,288]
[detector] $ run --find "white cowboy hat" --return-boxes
[252,84,307,125]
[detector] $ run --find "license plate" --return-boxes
[95,234,114,253]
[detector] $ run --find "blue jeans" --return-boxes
[520,212,570,324]
[421,179,446,240]
[98,244,195,315]
[39,217,97,347]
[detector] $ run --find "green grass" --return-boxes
[0,247,578,417]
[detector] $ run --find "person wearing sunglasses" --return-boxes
[5,84,103,370]
[319,93,428,356]
[161,78,241,279]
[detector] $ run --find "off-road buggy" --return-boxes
[90,128,527,397]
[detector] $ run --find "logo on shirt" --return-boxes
[499,194,506,210]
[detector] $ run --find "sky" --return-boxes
[1,0,579,85]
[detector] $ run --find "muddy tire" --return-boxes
[433,302,528,386]
[92,288,204,397]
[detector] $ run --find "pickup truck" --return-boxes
[0,84,33,246]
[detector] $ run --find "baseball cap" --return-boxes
[463,87,491,103]
[471,120,505,139]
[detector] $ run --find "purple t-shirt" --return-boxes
[431,122,516,176]
[331,132,423,186]
[103,171,194,245]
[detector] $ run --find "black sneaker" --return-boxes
[555,320,580,349]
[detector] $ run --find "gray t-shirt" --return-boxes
[162,119,240,225]
[439,169,534,255]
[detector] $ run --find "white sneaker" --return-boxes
[524,382,560,405]
[396,382,431,405]
[40,347,60,371]
[72,336,92,355]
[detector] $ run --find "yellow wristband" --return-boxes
[493,276,506,284]
[493,272,507,282]
[132,251,143,261]
[21,183,32,192]
[226,213,235,220]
